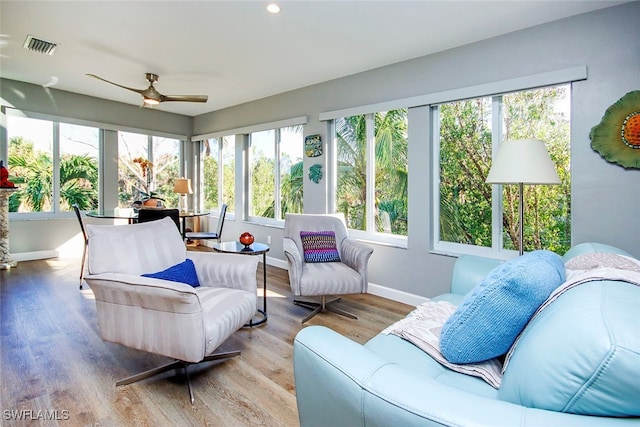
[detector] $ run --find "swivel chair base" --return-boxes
[116,350,241,404]
[294,295,357,323]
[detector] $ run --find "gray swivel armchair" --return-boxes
[84,217,259,403]
[283,213,374,323]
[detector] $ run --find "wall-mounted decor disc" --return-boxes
[590,90,640,169]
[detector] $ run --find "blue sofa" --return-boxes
[293,243,640,426]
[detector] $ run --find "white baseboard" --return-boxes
[367,282,427,307]
[265,256,288,270]
[10,250,59,262]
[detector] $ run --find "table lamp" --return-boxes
[486,139,560,255]
[173,178,193,213]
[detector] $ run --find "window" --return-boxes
[434,84,571,256]
[249,126,303,222]
[7,114,99,213]
[335,109,408,237]
[201,135,235,213]
[118,132,180,208]
[279,127,303,220]
[250,129,276,218]
[152,136,180,206]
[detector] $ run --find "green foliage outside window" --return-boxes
[8,136,98,212]
[438,85,571,254]
[336,109,409,236]
[249,127,303,219]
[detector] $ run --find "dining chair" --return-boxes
[137,208,180,230]
[72,204,88,289]
[185,204,227,243]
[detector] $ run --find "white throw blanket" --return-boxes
[381,299,504,388]
[382,252,640,389]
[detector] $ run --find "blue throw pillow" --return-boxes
[300,230,341,263]
[440,250,565,364]
[141,258,200,287]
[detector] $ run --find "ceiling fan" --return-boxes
[86,73,208,106]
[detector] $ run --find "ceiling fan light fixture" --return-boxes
[267,3,281,14]
[143,97,160,105]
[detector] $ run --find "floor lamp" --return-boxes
[486,139,560,255]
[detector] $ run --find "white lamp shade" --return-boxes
[173,178,193,194]
[486,139,560,184]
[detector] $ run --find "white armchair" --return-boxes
[283,213,373,323]
[84,217,259,404]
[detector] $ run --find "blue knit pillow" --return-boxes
[300,230,341,263]
[440,250,565,364]
[142,258,200,287]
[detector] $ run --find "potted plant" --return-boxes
[133,157,165,207]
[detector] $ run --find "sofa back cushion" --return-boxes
[87,217,187,276]
[498,279,640,416]
[561,242,633,263]
[440,250,565,364]
[450,254,503,296]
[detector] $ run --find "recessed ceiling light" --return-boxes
[267,3,281,14]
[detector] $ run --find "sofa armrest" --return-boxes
[340,238,373,277]
[187,251,259,294]
[294,326,624,427]
[85,272,201,312]
[450,255,503,296]
[283,237,303,294]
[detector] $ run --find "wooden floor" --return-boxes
[0,249,413,427]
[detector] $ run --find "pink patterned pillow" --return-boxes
[300,231,341,263]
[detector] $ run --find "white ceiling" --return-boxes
[0,1,626,117]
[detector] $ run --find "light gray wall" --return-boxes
[195,2,640,297]
[3,3,639,299]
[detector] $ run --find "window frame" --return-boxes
[3,107,187,219]
[331,111,409,248]
[5,109,101,219]
[247,125,304,226]
[116,131,182,208]
[193,116,307,226]
[431,86,572,259]
[320,66,586,251]
[195,135,234,216]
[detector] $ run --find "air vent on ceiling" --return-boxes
[23,35,58,55]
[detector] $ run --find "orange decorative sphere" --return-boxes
[239,232,254,246]
[622,112,640,147]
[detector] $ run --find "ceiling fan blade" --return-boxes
[88,73,208,104]
[86,73,145,95]
[160,94,209,103]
